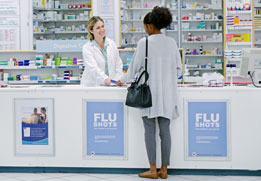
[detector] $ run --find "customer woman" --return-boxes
[118,7,182,179]
[81,16,123,86]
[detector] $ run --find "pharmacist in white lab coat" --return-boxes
[81,16,123,86]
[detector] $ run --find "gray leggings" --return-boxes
[142,116,171,166]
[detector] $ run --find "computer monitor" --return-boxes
[240,48,261,77]
[240,48,261,86]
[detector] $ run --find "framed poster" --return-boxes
[0,0,20,50]
[184,99,230,161]
[83,100,127,159]
[97,0,114,17]
[14,98,54,156]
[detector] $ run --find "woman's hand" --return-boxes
[116,80,123,86]
[104,78,111,85]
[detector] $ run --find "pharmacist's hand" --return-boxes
[116,80,123,86]
[104,78,111,85]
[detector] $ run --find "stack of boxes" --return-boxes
[64,70,72,80]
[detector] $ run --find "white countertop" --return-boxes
[0,85,259,92]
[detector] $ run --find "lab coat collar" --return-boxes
[91,37,109,51]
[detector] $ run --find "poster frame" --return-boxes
[184,99,231,161]
[82,98,128,160]
[14,98,55,156]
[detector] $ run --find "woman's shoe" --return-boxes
[159,166,168,179]
[138,170,159,179]
[159,170,168,179]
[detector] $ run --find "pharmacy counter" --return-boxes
[0,85,261,170]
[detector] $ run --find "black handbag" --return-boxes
[125,37,152,108]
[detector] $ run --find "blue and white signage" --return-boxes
[22,122,48,145]
[85,101,125,158]
[36,40,88,52]
[185,100,229,160]
[15,98,54,156]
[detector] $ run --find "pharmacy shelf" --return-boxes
[181,8,222,11]
[227,10,252,14]
[34,31,88,34]
[255,15,261,18]
[225,58,242,62]
[33,32,53,35]
[188,68,222,70]
[182,19,223,22]
[39,80,80,84]
[8,81,39,84]
[124,8,153,10]
[33,8,91,11]
[6,80,81,84]
[122,43,137,47]
[226,42,252,46]
[166,30,178,32]
[121,20,143,22]
[0,66,84,70]
[0,66,37,69]
[0,50,36,53]
[38,66,84,69]
[54,31,88,34]
[185,55,223,57]
[188,68,223,71]
[227,27,253,30]
[254,29,261,31]
[182,29,222,32]
[182,41,223,43]
[57,20,88,22]
[121,31,145,34]
[119,48,135,52]
[33,19,88,23]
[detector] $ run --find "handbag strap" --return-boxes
[136,36,149,85]
[145,36,148,72]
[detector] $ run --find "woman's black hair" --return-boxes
[143,6,172,30]
[41,107,46,112]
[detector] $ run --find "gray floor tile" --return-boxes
[225,176,261,181]
[0,173,260,181]
[6,173,53,181]
[60,174,102,181]
[86,174,124,179]
[0,178,24,181]
[40,178,68,181]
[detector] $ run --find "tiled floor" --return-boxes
[0,173,260,181]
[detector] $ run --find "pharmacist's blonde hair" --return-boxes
[87,16,104,41]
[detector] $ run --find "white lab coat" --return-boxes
[121,34,182,120]
[81,38,123,86]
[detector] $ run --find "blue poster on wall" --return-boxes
[187,101,228,158]
[86,101,125,157]
[22,122,48,145]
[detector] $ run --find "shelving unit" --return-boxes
[165,0,179,47]
[120,0,167,48]
[181,0,224,76]
[224,0,254,83]
[0,51,84,85]
[254,0,261,47]
[32,0,92,50]
[119,0,225,80]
